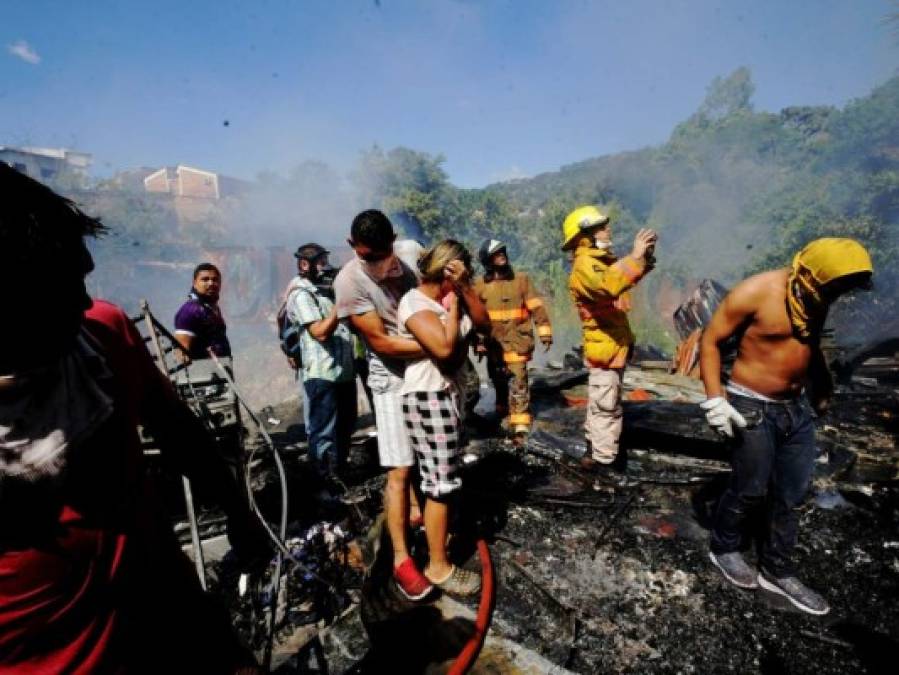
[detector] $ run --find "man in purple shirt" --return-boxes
[174,263,232,361]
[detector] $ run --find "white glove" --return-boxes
[700,397,747,438]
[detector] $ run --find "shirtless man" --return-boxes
[700,238,872,615]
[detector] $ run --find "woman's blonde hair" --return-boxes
[417,239,473,283]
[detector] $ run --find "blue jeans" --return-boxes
[303,378,358,478]
[710,392,817,578]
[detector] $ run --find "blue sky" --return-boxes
[2,0,896,187]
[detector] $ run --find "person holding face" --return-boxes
[396,240,489,597]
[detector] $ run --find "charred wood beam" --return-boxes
[526,496,615,509]
[529,368,588,392]
[798,630,853,650]
[832,337,899,383]
[621,401,728,460]
[524,440,594,488]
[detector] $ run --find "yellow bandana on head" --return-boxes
[786,238,873,339]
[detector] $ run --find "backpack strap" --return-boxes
[286,284,325,325]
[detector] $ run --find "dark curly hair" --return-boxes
[0,163,106,275]
[350,209,395,250]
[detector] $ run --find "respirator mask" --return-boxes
[315,264,337,299]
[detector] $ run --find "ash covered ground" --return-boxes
[191,364,898,674]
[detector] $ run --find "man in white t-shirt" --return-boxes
[333,211,431,599]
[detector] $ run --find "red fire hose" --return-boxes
[447,539,496,675]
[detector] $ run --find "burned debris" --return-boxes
[129,261,898,674]
[165,347,896,673]
[4,161,896,674]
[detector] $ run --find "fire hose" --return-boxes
[447,538,496,675]
[137,303,349,669]
[204,349,292,671]
[206,346,497,672]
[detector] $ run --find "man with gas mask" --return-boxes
[700,238,873,615]
[563,206,656,484]
[474,239,552,446]
[283,243,356,483]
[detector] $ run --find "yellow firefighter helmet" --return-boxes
[561,205,610,251]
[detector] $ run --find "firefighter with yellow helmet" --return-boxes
[564,206,657,481]
[474,239,552,444]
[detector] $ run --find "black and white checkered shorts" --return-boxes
[402,390,463,499]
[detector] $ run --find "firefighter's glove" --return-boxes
[700,397,747,438]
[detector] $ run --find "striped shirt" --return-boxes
[286,277,354,383]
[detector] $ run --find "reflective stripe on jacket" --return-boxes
[474,271,551,360]
[568,246,647,368]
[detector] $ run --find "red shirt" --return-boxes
[0,300,245,674]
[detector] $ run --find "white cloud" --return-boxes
[8,40,41,65]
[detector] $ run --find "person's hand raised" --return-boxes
[444,260,470,288]
[631,229,658,261]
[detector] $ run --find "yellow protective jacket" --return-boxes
[569,245,648,368]
[474,271,552,363]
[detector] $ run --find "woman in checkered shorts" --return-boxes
[396,240,490,598]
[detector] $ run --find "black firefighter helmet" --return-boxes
[478,239,507,270]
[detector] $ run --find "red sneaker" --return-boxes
[393,558,434,600]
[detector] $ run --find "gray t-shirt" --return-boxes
[334,255,419,378]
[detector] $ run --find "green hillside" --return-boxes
[369,68,899,350]
[70,67,898,353]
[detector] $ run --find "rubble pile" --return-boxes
[188,355,897,673]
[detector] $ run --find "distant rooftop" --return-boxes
[143,163,250,199]
[2,145,92,162]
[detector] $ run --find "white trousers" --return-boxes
[586,367,624,463]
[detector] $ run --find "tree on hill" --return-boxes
[697,66,756,122]
[354,145,455,241]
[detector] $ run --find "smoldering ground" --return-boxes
[193,361,897,674]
